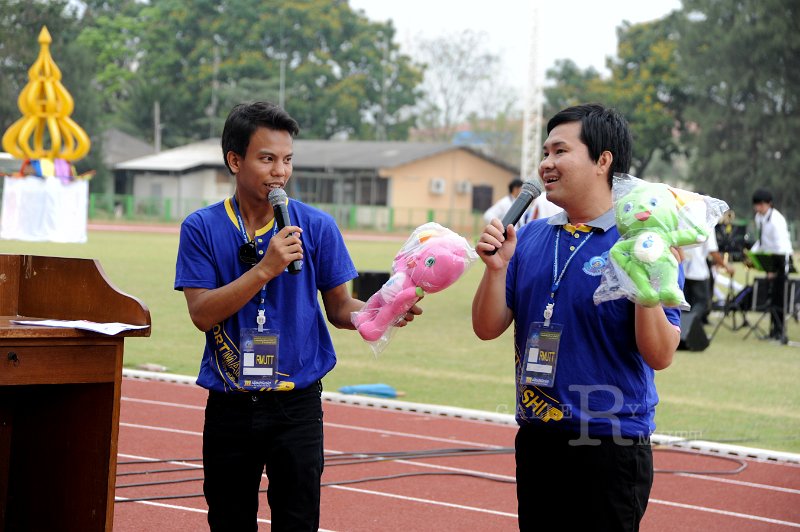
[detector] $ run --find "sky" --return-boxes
[349,0,683,96]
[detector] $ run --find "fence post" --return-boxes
[388,208,394,232]
[427,209,434,222]
[164,198,172,221]
[125,195,134,220]
[349,205,356,230]
[88,193,96,219]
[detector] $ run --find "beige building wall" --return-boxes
[125,147,517,230]
[381,149,517,231]
[384,149,516,209]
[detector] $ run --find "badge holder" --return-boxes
[520,321,563,388]
[238,326,279,390]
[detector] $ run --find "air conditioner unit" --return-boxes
[455,180,472,195]
[429,178,446,195]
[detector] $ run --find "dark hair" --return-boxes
[752,188,773,204]
[221,101,300,174]
[508,178,524,194]
[546,103,632,186]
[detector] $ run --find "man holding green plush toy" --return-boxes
[473,103,684,531]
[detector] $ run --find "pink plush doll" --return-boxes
[352,223,477,347]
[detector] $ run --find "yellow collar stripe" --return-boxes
[224,197,276,237]
[563,223,591,234]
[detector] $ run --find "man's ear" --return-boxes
[226,151,241,173]
[597,150,613,177]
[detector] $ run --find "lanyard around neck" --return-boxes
[231,195,270,331]
[543,226,594,326]
[231,195,252,244]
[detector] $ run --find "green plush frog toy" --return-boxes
[610,182,708,307]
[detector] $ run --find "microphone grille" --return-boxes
[268,188,288,207]
[522,180,544,198]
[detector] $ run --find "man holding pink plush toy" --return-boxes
[175,101,422,531]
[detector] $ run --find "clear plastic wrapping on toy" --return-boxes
[593,174,729,310]
[351,222,478,355]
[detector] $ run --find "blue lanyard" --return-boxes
[543,226,594,327]
[231,196,270,331]
[231,195,251,245]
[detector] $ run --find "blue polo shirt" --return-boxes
[175,197,357,393]
[507,209,682,439]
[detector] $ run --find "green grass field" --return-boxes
[4,229,799,453]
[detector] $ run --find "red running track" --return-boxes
[114,377,800,531]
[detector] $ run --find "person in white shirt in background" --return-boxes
[483,178,524,226]
[485,178,564,227]
[682,227,734,324]
[750,188,794,341]
[527,193,563,221]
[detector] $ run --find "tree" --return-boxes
[542,59,605,121]
[543,15,687,179]
[464,106,523,169]
[677,0,800,220]
[411,30,506,142]
[74,0,146,118]
[604,15,688,178]
[91,0,423,145]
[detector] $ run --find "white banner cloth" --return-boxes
[1,176,88,243]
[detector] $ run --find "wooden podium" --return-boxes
[0,254,151,531]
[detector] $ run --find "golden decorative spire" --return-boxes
[1,26,91,161]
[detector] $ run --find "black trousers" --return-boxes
[684,278,711,319]
[768,265,788,340]
[203,383,324,532]
[516,425,653,532]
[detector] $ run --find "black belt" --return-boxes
[208,380,322,403]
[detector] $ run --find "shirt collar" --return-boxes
[547,208,616,232]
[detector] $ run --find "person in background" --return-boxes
[682,202,734,324]
[483,178,524,226]
[711,209,746,307]
[174,101,421,531]
[472,103,681,531]
[750,188,794,341]
[528,192,563,220]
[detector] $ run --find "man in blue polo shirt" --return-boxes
[175,101,420,531]
[473,104,681,531]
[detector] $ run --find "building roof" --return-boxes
[102,128,156,166]
[114,138,519,174]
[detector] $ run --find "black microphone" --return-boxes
[485,180,544,256]
[268,188,302,274]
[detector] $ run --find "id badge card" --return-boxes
[238,328,279,390]
[520,322,563,388]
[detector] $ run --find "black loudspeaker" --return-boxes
[351,270,391,301]
[678,310,710,352]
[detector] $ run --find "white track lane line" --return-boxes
[122,396,504,448]
[649,499,800,528]
[676,472,800,495]
[119,422,514,484]
[122,397,204,410]
[116,448,512,521]
[324,421,504,449]
[113,498,338,531]
[121,397,800,526]
[121,422,202,437]
[122,398,800,492]
[327,485,517,517]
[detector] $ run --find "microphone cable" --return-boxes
[115,444,751,503]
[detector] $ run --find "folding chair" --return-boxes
[709,282,755,340]
[742,278,775,340]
